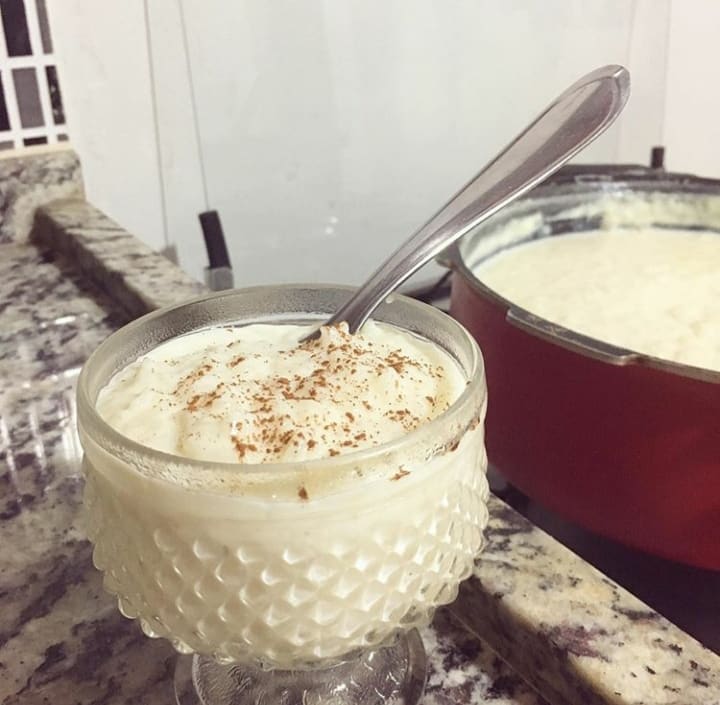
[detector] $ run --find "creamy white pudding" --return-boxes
[97,321,466,465]
[82,313,488,667]
[473,227,720,371]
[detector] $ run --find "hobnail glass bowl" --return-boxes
[77,285,489,705]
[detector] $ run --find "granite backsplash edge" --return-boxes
[0,147,83,245]
[30,197,720,705]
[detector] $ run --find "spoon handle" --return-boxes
[329,64,630,333]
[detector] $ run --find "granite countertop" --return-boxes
[2,149,720,705]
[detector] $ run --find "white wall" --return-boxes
[50,0,693,286]
[49,1,167,251]
[663,0,720,178]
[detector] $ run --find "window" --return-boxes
[0,0,67,149]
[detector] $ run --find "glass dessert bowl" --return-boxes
[77,285,489,705]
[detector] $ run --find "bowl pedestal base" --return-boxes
[174,629,427,705]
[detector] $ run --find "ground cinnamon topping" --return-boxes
[113,320,463,465]
[186,383,225,411]
[174,362,213,393]
[232,438,258,459]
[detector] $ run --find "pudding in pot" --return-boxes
[474,227,720,371]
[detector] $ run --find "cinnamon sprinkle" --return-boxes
[186,383,225,411]
[164,320,458,463]
[232,438,258,459]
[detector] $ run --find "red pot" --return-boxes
[444,166,720,569]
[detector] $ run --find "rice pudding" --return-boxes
[81,314,488,667]
[474,227,720,371]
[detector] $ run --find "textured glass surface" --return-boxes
[174,631,427,704]
[84,436,488,667]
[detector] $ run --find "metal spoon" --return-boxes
[306,64,630,339]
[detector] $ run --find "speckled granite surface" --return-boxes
[0,147,82,245]
[31,199,205,320]
[4,183,720,704]
[454,502,720,705]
